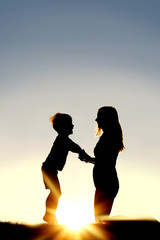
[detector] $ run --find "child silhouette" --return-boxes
[42,113,85,224]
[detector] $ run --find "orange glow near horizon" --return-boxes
[0,160,159,225]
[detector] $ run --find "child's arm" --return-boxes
[79,150,95,164]
[67,138,83,153]
[67,138,95,164]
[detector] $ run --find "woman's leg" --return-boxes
[94,188,114,222]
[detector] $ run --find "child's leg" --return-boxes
[42,169,61,224]
[43,190,60,224]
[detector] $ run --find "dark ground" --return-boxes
[0,219,159,240]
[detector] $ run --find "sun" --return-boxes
[56,198,94,230]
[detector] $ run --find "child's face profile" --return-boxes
[60,116,74,136]
[66,117,74,135]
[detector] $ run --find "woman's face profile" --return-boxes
[95,113,104,129]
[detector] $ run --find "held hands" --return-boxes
[79,150,95,164]
[79,150,88,162]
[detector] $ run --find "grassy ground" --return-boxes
[0,219,159,240]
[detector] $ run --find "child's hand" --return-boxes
[79,150,95,164]
[79,150,88,162]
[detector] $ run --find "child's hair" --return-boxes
[49,113,72,133]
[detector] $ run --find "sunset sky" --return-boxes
[0,0,160,225]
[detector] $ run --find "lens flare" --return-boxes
[56,198,94,230]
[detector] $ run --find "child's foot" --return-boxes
[43,214,58,224]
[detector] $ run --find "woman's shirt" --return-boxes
[94,133,119,169]
[93,133,120,192]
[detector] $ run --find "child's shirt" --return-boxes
[42,135,82,171]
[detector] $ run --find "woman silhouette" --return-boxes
[80,106,124,222]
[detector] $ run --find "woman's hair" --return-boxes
[49,113,72,133]
[96,106,125,152]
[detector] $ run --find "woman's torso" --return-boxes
[93,133,119,195]
[94,133,119,167]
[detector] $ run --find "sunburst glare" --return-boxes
[56,198,95,230]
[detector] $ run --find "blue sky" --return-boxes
[0,0,160,223]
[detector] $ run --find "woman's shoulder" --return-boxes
[99,133,109,143]
[96,133,118,150]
